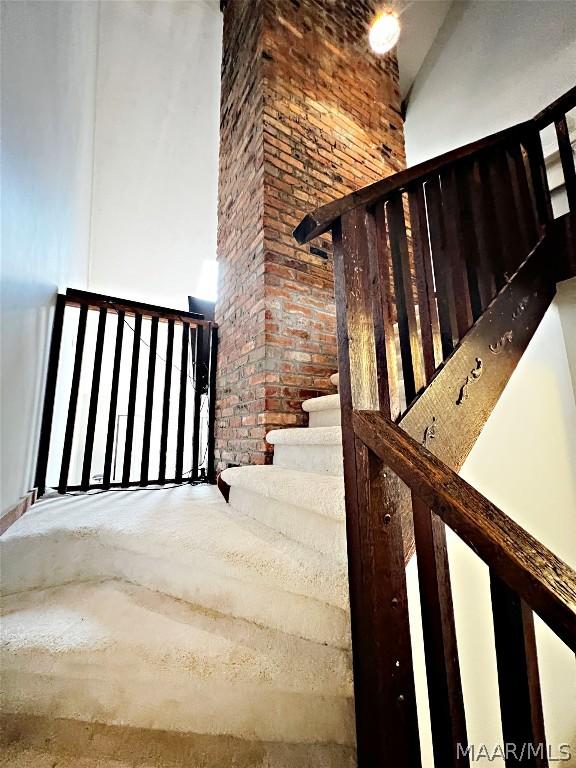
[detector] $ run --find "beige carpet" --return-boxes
[1,714,356,768]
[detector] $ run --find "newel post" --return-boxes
[333,207,421,767]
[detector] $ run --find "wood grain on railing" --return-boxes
[352,409,576,653]
[295,86,575,245]
[555,115,576,212]
[407,183,441,378]
[399,237,554,470]
[490,575,548,768]
[295,86,575,768]
[533,85,576,129]
[294,122,531,244]
[412,493,468,767]
[333,210,421,766]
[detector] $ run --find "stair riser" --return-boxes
[2,712,358,768]
[272,444,343,476]
[221,466,345,522]
[308,408,341,428]
[1,538,351,648]
[1,671,355,746]
[228,486,347,558]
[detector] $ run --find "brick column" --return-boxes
[216,0,406,470]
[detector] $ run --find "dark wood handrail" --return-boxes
[352,409,576,654]
[533,84,576,129]
[293,122,530,243]
[294,84,576,245]
[65,288,217,328]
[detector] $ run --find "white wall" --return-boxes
[404,0,576,165]
[1,1,222,511]
[557,278,576,393]
[88,0,222,310]
[1,0,99,512]
[404,4,576,760]
[456,299,576,765]
[407,298,576,767]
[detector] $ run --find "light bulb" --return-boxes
[369,11,400,55]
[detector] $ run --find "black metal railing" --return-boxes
[35,289,217,496]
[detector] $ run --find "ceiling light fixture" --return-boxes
[369,10,401,55]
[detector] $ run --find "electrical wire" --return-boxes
[117,305,212,472]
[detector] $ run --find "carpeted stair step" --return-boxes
[302,393,341,427]
[221,466,346,557]
[267,426,343,476]
[1,711,357,768]
[1,580,354,745]
[0,487,350,648]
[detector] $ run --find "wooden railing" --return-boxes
[35,289,217,496]
[295,87,576,767]
[353,411,576,767]
[295,84,576,245]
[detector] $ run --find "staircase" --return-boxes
[1,378,356,766]
[293,85,576,767]
[2,87,576,767]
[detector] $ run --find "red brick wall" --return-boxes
[216,0,406,470]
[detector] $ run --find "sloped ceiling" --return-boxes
[397,0,454,101]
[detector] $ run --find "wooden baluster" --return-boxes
[408,184,442,379]
[490,575,548,768]
[175,321,190,482]
[140,315,158,486]
[81,307,107,490]
[476,151,510,289]
[102,310,124,488]
[524,129,553,232]
[413,496,469,767]
[462,161,493,318]
[158,319,174,484]
[369,204,401,419]
[467,157,498,309]
[333,207,421,767]
[441,165,475,334]
[206,323,218,482]
[488,147,524,279]
[555,115,576,212]
[507,142,539,252]
[58,303,88,493]
[388,192,426,405]
[122,312,142,486]
[191,324,204,481]
[35,294,66,497]
[451,162,485,322]
[425,175,459,358]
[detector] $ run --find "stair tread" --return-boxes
[1,580,352,696]
[1,486,348,610]
[221,466,345,520]
[302,393,340,413]
[266,425,342,446]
